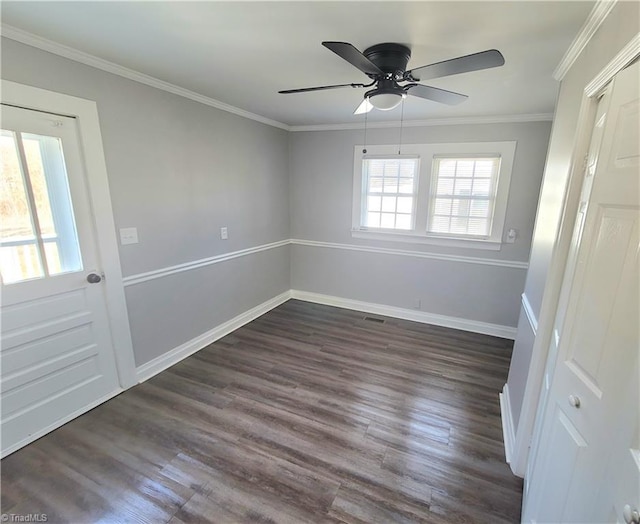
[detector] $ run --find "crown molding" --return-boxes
[553,0,618,81]
[0,24,291,131]
[1,23,555,133]
[288,113,554,132]
[585,31,640,97]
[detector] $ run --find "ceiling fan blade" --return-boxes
[406,84,468,105]
[322,42,384,76]
[354,98,373,115]
[407,49,505,82]
[279,83,364,94]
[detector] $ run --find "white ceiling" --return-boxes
[1,1,594,127]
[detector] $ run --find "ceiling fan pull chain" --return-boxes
[363,109,368,154]
[398,98,405,155]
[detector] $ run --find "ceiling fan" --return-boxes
[279,42,505,113]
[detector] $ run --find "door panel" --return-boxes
[524,61,639,522]
[1,104,121,456]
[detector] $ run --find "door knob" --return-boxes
[568,395,581,408]
[86,273,102,284]
[624,505,640,524]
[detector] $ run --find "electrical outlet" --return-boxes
[506,228,518,244]
[220,227,228,240]
[413,299,421,310]
[119,227,138,245]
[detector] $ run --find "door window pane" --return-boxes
[21,133,82,276]
[0,131,44,283]
[0,128,83,284]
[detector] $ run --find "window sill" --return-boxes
[351,229,502,251]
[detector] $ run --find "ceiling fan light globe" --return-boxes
[369,92,404,111]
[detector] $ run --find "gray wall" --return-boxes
[506,2,640,436]
[289,122,551,328]
[1,38,291,366]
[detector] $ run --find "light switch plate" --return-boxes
[119,227,139,245]
[220,227,228,240]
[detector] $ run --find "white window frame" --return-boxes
[352,141,517,250]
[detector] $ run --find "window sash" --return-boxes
[428,156,501,238]
[361,157,419,231]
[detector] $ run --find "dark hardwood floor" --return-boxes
[1,300,523,523]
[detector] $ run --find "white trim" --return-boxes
[123,239,289,287]
[122,238,527,287]
[553,0,618,81]
[291,238,529,269]
[0,24,289,131]
[1,80,138,388]
[351,230,502,250]
[500,383,516,466]
[290,113,554,132]
[0,388,122,458]
[521,293,539,335]
[585,32,640,97]
[136,291,292,383]
[290,290,517,339]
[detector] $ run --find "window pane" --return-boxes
[380,213,395,228]
[368,177,384,192]
[366,212,380,228]
[398,178,414,194]
[383,178,398,193]
[452,199,471,216]
[22,133,83,276]
[429,156,500,237]
[0,133,38,241]
[383,162,399,177]
[0,244,44,284]
[474,160,496,177]
[362,157,418,231]
[468,218,489,236]
[456,160,475,177]
[22,137,55,237]
[367,196,381,212]
[0,132,45,282]
[395,214,412,230]
[453,178,472,196]
[438,160,456,176]
[436,178,454,195]
[470,200,490,217]
[398,160,416,177]
[43,241,62,274]
[396,197,413,214]
[381,196,396,212]
[450,217,469,234]
[434,198,452,215]
[472,178,492,196]
[430,216,450,233]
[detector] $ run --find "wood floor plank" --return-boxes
[1,300,522,522]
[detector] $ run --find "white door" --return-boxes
[1,104,122,457]
[523,60,639,523]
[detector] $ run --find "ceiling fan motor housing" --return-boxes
[363,43,412,78]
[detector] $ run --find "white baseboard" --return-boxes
[135,290,292,383]
[136,288,517,385]
[290,290,517,340]
[500,383,517,468]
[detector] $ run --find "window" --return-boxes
[0,129,82,284]
[352,142,516,250]
[428,156,501,238]
[361,156,419,231]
